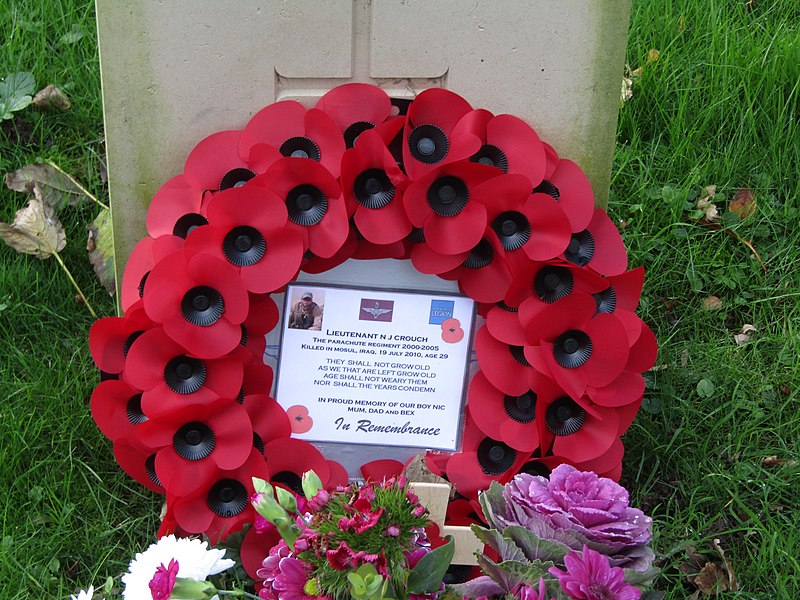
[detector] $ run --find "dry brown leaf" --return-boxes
[693,561,728,595]
[32,85,71,110]
[762,455,798,468]
[729,188,757,220]
[5,162,94,210]
[712,539,738,592]
[621,74,634,104]
[0,191,66,258]
[86,207,116,295]
[734,324,756,345]
[702,296,724,311]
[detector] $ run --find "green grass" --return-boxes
[1,0,799,598]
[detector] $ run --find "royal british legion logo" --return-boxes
[359,298,394,322]
[429,299,455,324]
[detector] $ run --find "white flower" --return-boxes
[122,535,235,599]
[70,586,94,600]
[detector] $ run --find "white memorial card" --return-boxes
[275,284,475,450]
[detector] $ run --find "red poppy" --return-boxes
[484,301,526,347]
[445,415,531,499]
[440,232,512,303]
[587,371,646,408]
[315,83,393,147]
[452,109,547,187]
[516,455,573,479]
[263,437,331,493]
[474,324,536,396]
[409,228,467,275]
[403,161,502,255]
[139,400,254,496]
[89,301,156,374]
[124,328,243,419]
[145,176,207,238]
[239,100,345,178]
[242,394,291,451]
[536,155,596,233]
[121,235,184,311]
[326,460,350,489]
[352,235,408,260]
[536,394,620,464]
[594,267,645,315]
[240,526,282,584]
[238,293,279,358]
[91,379,150,444]
[469,371,548,453]
[341,130,411,244]
[113,441,164,494]
[523,292,630,400]
[239,350,274,396]
[561,207,628,276]
[573,437,624,475]
[402,88,481,180]
[615,397,643,437]
[300,227,357,274]
[142,249,250,358]
[424,451,450,477]
[251,158,348,258]
[171,448,270,542]
[184,185,304,294]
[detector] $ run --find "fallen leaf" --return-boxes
[693,561,728,595]
[680,348,690,368]
[33,85,71,110]
[733,323,756,345]
[702,296,724,311]
[647,48,661,64]
[728,188,757,220]
[762,455,798,468]
[0,191,66,259]
[621,74,634,104]
[86,207,116,295]
[5,162,94,210]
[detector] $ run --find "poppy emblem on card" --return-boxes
[359,299,394,322]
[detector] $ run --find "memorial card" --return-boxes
[276,284,475,450]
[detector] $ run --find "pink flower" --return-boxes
[326,541,380,571]
[512,579,555,600]
[272,556,316,600]
[386,525,401,537]
[308,489,330,511]
[148,559,178,600]
[548,546,641,600]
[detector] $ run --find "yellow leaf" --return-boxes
[729,188,757,220]
[647,48,660,64]
[0,189,66,258]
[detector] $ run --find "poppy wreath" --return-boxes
[88,83,657,565]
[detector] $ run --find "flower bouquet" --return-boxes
[252,471,454,600]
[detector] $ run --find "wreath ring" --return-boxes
[88,83,657,573]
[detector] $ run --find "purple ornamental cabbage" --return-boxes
[499,464,654,571]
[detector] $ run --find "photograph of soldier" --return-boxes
[287,290,324,330]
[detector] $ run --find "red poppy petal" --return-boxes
[613,308,643,346]
[240,228,304,293]
[239,100,307,156]
[451,108,493,138]
[475,173,530,219]
[241,527,283,581]
[549,159,595,232]
[305,109,346,178]
[582,313,630,387]
[626,319,658,373]
[540,342,588,400]
[89,317,132,374]
[583,208,628,276]
[588,371,645,407]
[206,185,288,231]
[325,460,349,489]
[208,405,255,470]
[146,176,203,237]
[263,438,330,485]
[474,326,532,396]
[409,88,473,131]
[173,492,215,534]
[184,130,247,192]
[459,254,512,304]
[354,194,412,245]
[425,201,487,255]
[574,437,624,474]
[90,380,142,442]
[156,447,218,495]
[551,408,618,463]
[411,242,467,275]
[301,228,356,273]
[114,443,164,493]
[607,267,645,312]
[486,114,546,186]
[307,198,349,258]
[616,397,642,436]
[485,303,526,347]
[525,292,596,343]
[244,394,291,443]
[361,459,404,482]
[315,83,392,132]
[522,194,572,261]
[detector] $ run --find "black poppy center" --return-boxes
[286,184,327,226]
[173,421,216,461]
[272,471,303,494]
[594,285,617,314]
[219,168,255,191]
[545,397,586,436]
[164,356,206,394]
[534,265,574,303]
[223,226,266,266]
[427,176,469,217]
[343,121,375,148]
[492,211,531,251]
[406,227,425,244]
[138,272,149,298]
[520,460,552,478]
[408,124,449,164]
[553,330,592,369]
[253,432,265,455]
[354,168,395,209]
[145,454,162,487]
[504,391,537,423]
[123,330,144,357]
[279,136,321,161]
[173,213,208,239]
[509,345,531,367]
[239,324,249,347]
[564,230,596,267]
[496,301,518,313]
[181,286,224,327]
[532,179,560,200]
[476,438,516,475]
[207,479,249,517]
[126,394,147,425]
[463,239,494,269]
[470,144,508,172]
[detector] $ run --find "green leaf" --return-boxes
[0,72,36,97]
[696,378,715,398]
[503,525,570,563]
[348,571,367,597]
[470,525,527,562]
[477,481,507,529]
[302,470,324,500]
[407,537,454,594]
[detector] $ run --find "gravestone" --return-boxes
[95,0,632,564]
